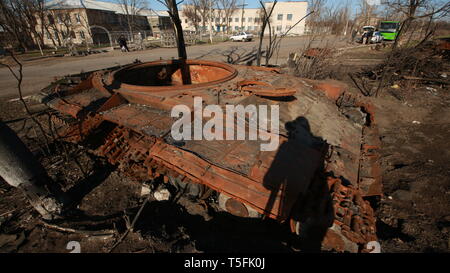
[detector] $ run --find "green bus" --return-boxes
[379,21,401,41]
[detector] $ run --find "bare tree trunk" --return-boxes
[256,1,277,66]
[166,0,192,85]
[208,0,213,44]
[127,16,134,42]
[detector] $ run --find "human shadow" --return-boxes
[262,116,335,252]
[64,163,114,207]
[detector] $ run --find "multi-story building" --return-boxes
[140,9,173,38]
[34,0,307,48]
[38,0,151,47]
[179,1,308,35]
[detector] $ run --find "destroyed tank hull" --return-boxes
[39,60,382,252]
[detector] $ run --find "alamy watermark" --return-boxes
[66,241,81,253]
[171,97,280,151]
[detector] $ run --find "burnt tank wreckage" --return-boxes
[39,59,382,252]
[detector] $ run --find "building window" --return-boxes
[215,18,220,23]
[242,17,245,22]
[248,26,252,31]
[276,25,282,31]
[287,14,293,21]
[79,31,85,39]
[277,14,283,20]
[185,19,188,23]
[235,26,239,30]
[74,13,81,23]
[229,18,232,23]
[234,17,239,22]
[248,17,252,22]
[255,17,260,23]
[46,31,51,39]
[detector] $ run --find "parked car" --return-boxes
[371,31,384,43]
[230,32,253,42]
[356,30,384,44]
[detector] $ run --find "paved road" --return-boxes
[0,36,348,98]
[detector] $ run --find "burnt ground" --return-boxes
[0,45,449,253]
[325,45,449,252]
[373,82,450,252]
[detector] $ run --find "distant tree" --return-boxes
[116,0,147,41]
[257,0,313,66]
[192,0,210,33]
[218,0,237,34]
[182,1,201,34]
[357,0,378,28]
[384,0,450,47]
[256,0,277,66]
[0,0,41,51]
[305,0,326,33]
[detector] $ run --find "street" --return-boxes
[0,36,348,98]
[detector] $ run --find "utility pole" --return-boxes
[240,0,247,31]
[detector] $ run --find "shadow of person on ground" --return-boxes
[262,116,335,252]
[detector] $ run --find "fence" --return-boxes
[90,30,153,48]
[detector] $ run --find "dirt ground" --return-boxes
[0,43,449,253]
[372,78,450,252]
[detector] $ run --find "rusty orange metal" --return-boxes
[303,48,333,59]
[237,80,296,97]
[237,65,281,74]
[325,177,377,247]
[312,80,348,101]
[225,197,249,218]
[108,60,238,93]
[41,60,382,252]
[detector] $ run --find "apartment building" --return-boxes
[179,1,308,35]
